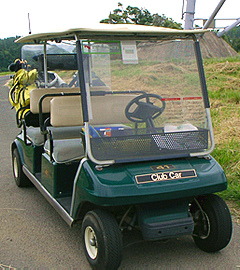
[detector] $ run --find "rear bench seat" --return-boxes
[26,87,82,146]
[26,86,108,146]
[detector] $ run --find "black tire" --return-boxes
[12,148,31,187]
[190,194,232,252]
[81,209,123,270]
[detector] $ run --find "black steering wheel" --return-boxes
[125,93,166,123]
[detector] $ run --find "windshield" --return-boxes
[82,39,210,163]
[22,39,211,163]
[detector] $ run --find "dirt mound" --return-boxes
[137,32,238,61]
[199,32,238,58]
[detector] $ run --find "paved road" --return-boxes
[0,75,239,269]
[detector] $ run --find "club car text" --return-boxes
[135,169,197,184]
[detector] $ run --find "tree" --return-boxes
[222,26,240,52]
[100,2,182,30]
[0,37,22,72]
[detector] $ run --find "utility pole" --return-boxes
[183,0,196,30]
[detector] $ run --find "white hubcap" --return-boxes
[13,157,19,179]
[85,226,98,259]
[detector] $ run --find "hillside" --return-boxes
[199,31,238,58]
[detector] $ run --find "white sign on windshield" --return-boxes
[121,41,138,64]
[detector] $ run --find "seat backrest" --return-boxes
[30,86,110,114]
[30,87,81,114]
[50,94,138,127]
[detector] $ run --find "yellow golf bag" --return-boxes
[9,60,38,127]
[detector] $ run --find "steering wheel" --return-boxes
[125,93,166,123]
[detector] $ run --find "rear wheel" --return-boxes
[191,194,232,252]
[81,209,122,270]
[12,148,31,187]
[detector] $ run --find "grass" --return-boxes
[204,55,240,202]
[0,71,13,76]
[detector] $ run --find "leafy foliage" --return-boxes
[222,25,240,52]
[100,2,182,29]
[0,37,22,72]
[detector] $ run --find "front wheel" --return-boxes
[190,194,232,252]
[81,209,123,270]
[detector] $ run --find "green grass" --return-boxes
[0,71,13,76]
[213,139,240,201]
[204,55,240,65]
[204,55,240,202]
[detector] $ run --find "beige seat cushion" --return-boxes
[44,138,84,163]
[26,126,83,146]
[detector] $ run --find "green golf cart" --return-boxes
[11,24,232,269]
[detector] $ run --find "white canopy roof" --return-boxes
[16,24,208,43]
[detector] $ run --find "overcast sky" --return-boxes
[0,0,239,38]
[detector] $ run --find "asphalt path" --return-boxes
[0,75,239,269]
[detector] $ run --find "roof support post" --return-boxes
[194,40,210,109]
[76,39,89,122]
[43,42,48,88]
